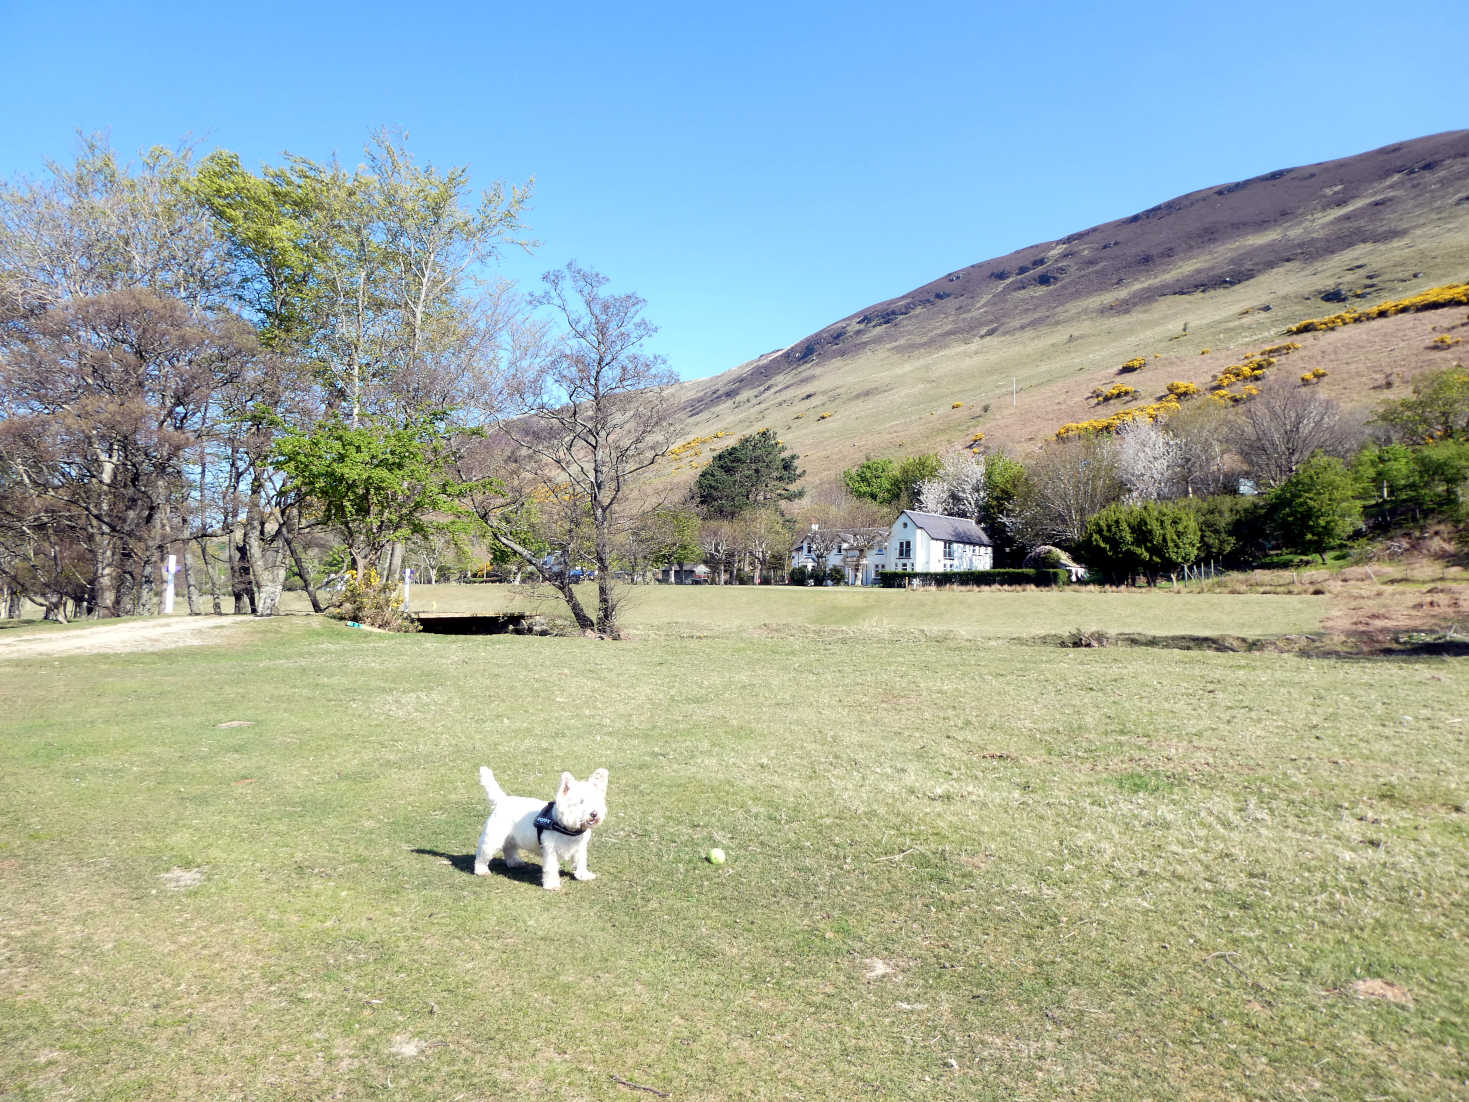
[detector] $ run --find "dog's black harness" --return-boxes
[534,802,587,845]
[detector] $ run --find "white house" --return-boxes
[790,526,888,586]
[887,510,993,573]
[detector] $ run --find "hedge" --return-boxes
[876,568,1069,588]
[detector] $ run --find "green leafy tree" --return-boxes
[1374,364,1469,442]
[841,457,898,506]
[1354,443,1422,527]
[1267,454,1363,563]
[1180,494,1248,565]
[633,506,702,583]
[840,453,942,511]
[192,130,532,424]
[1411,439,1469,518]
[273,415,482,579]
[693,429,805,518]
[982,451,1027,565]
[1077,500,1201,585]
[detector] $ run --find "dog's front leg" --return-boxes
[540,843,562,890]
[571,836,596,881]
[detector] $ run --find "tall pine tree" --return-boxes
[692,429,804,518]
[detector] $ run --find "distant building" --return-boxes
[790,526,888,585]
[886,510,993,573]
[657,562,711,584]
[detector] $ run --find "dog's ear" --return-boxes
[559,771,574,796]
[589,768,608,791]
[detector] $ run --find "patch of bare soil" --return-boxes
[1348,979,1414,1006]
[0,616,254,660]
[1317,550,1469,653]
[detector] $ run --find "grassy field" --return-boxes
[2,588,1466,1100]
[396,581,1331,640]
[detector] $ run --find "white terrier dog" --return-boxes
[473,766,608,890]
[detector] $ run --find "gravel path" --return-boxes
[0,616,256,659]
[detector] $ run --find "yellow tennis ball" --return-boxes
[707,848,726,865]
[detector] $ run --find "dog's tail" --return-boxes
[478,766,506,806]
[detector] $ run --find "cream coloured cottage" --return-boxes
[886,510,993,573]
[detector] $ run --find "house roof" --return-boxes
[790,526,888,552]
[900,510,993,546]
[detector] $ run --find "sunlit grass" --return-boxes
[391,581,1329,639]
[2,610,1465,1100]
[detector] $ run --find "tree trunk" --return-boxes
[281,512,324,613]
[182,544,202,615]
[489,527,596,634]
[195,536,223,614]
[244,483,289,617]
[229,521,254,614]
[91,522,120,618]
[386,541,405,589]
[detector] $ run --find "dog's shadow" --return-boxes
[411,848,545,886]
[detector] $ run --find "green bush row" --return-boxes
[876,568,1069,588]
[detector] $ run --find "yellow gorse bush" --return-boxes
[1091,383,1140,404]
[1285,282,1469,334]
[1055,396,1182,439]
[666,430,733,462]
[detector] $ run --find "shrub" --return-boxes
[1055,396,1182,439]
[1267,455,1363,563]
[328,568,417,632]
[1076,500,1202,586]
[1286,282,1469,334]
[1093,383,1139,403]
[1165,381,1200,398]
[1118,357,1147,373]
[876,568,1068,588]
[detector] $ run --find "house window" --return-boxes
[943,541,955,560]
[898,539,912,559]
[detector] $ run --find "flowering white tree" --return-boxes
[1115,420,1184,502]
[915,448,987,519]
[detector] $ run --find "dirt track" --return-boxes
[0,616,255,660]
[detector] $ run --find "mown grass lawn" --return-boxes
[2,590,1466,1100]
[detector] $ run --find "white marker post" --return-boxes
[163,554,177,615]
[402,567,413,611]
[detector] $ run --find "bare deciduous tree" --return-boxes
[0,289,260,617]
[1006,436,1122,548]
[485,264,676,637]
[1230,380,1349,488]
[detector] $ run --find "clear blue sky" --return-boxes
[3,0,1464,380]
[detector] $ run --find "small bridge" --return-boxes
[407,612,533,635]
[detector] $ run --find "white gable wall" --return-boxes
[887,512,993,573]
